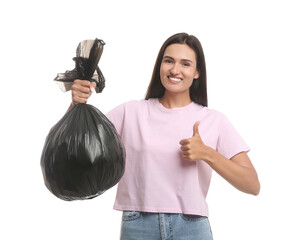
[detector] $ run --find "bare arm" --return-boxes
[180,121,260,195]
[205,150,260,195]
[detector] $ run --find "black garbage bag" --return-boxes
[40,39,125,201]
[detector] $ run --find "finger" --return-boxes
[74,79,92,87]
[179,139,190,145]
[182,154,191,160]
[192,121,201,137]
[72,84,91,95]
[74,79,93,93]
[72,96,88,104]
[82,87,93,94]
[73,89,91,99]
[90,82,97,91]
[182,151,190,156]
[72,92,92,105]
[180,145,189,151]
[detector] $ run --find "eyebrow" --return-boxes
[163,56,193,63]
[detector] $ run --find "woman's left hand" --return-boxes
[179,121,210,161]
[180,122,260,195]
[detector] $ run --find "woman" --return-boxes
[70,33,260,240]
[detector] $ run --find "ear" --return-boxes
[194,70,200,79]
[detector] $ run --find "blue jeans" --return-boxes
[120,211,213,240]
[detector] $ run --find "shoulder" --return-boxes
[194,104,226,121]
[194,105,237,134]
[107,99,150,115]
[203,107,242,138]
[123,99,149,108]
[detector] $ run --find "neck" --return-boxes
[159,91,192,109]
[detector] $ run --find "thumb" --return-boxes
[90,82,97,92]
[192,121,201,137]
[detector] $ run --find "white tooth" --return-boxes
[169,77,181,82]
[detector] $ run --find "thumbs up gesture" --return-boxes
[179,121,210,161]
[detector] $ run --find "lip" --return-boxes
[168,76,182,84]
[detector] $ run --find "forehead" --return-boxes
[163,44,196,61]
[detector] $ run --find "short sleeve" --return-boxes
[106,103,125,136]
[216,114,250,159]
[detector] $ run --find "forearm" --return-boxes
[204,148,260,195]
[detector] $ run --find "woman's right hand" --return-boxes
[71,79,97,106]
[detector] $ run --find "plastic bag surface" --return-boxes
[41,104,125,200]
[41,38,125,200]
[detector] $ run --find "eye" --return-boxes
[181,60,193,67]
[164,59,173,64]
[182,62,191,67]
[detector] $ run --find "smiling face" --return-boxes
[160,43,199,99]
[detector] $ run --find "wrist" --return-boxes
[203,146,217,165]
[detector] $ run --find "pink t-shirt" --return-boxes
[106,98,250,216]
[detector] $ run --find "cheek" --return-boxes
[185,71,196,82]
[160,64,167,75]
[160,65,168,81]
[186,79,194,88]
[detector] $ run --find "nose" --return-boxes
[170,63,180,75]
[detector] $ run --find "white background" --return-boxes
[1,0,296,239]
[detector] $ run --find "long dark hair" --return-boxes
[145,33,208,107]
